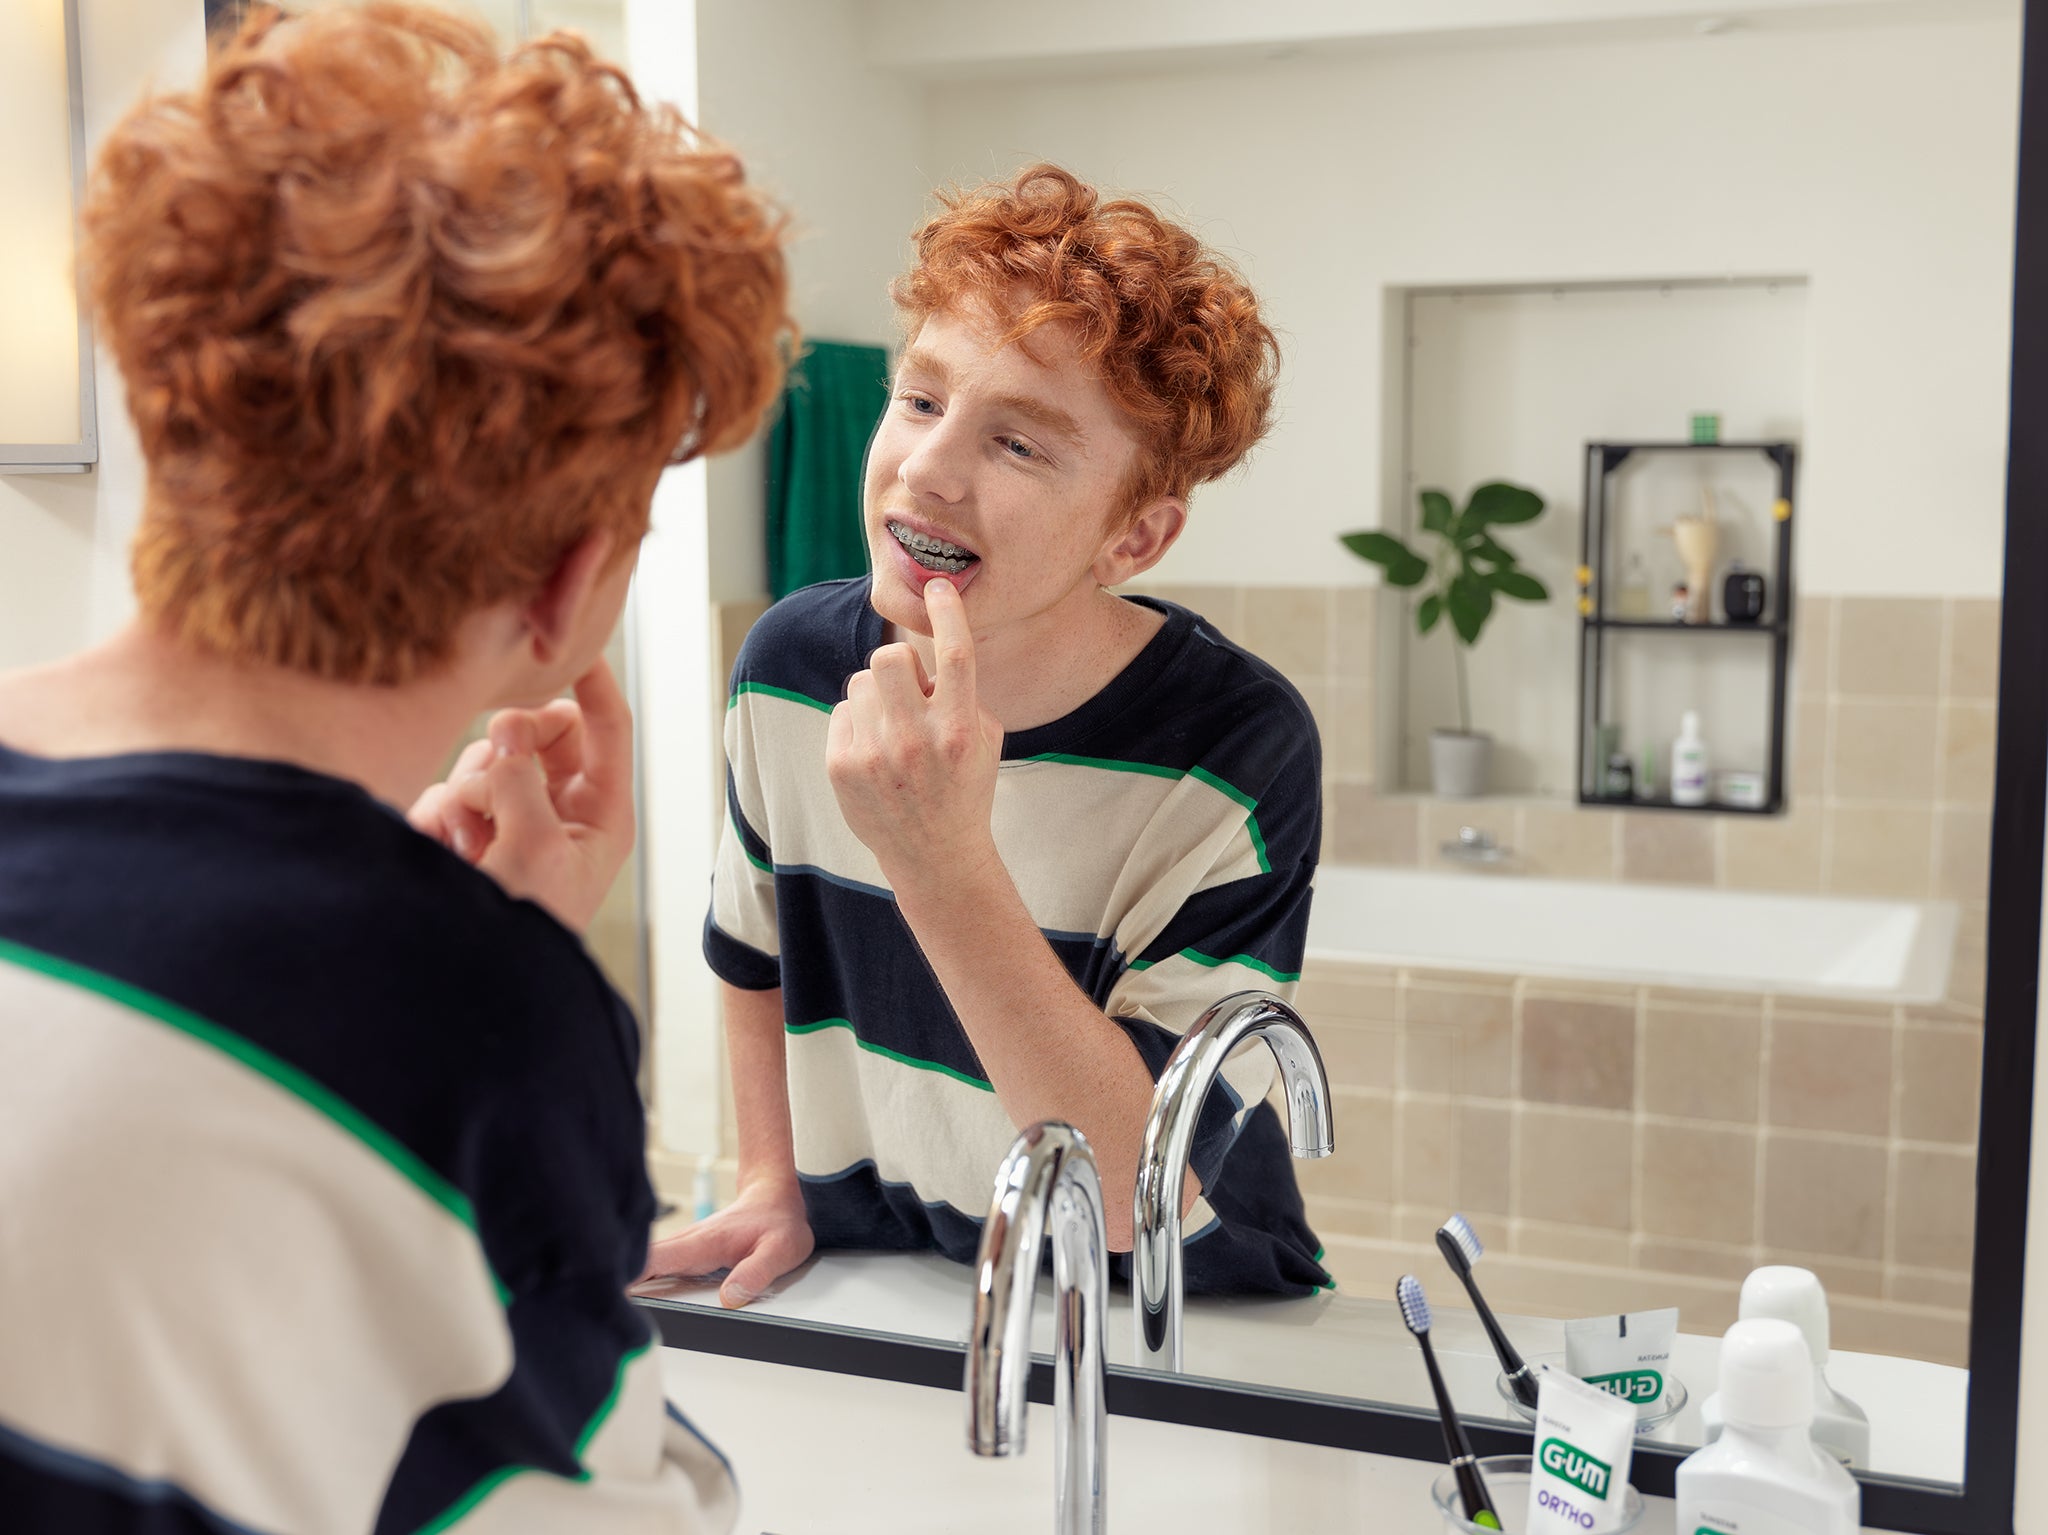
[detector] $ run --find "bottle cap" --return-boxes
[1719,1318,1815,1429]
[1740,1266,1830,1367]
[1681,710,1701,738]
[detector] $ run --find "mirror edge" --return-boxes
[638,5,2048,1530]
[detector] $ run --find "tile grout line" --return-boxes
[1883,1001,1907,1300]
[1754,995,1775,1258]
[1630,984,1649,1270]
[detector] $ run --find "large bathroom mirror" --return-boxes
[618,2,2043,1529]
[161,0,2032,1529]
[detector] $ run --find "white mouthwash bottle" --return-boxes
[1701,1266,1870,1468]
[1670,711,1709,806]
[1677,1319,1861,1535]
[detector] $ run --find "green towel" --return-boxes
[765,340,890,600]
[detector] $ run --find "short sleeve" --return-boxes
[1104,702,1320,1196]
[381,951,741,1533]
[704,669,781,991]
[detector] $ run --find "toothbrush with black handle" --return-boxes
[1438,1212,1539,1411]
[1397,1273,1502,1531]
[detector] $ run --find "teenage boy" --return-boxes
[649,165,1329,1308]
[0,8,789,1530]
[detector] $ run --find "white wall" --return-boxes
[694,0,928,601]
[922,11,2020,598]
[0,0,206,669]
[860,0,2007,78]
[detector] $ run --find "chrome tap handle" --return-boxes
[967,1122,1108,1535]
[1132,991,1335,1372]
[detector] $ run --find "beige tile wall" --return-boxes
[1121,584,1998,906]
[1122,581,1994,995]
[1120,582,1993,1366]
[1290,961,1977,1366]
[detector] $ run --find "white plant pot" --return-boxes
[1430,729,1492,799]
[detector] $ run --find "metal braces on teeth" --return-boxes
[890,521,975,562]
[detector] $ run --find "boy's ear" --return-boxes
[521,528,617,667]
[1093,496,1187,588]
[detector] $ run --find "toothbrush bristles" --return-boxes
[1396,1273,1432,1335]
[1440,1212,1484,1265]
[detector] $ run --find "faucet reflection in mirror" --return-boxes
[1133,992,1336,1371]
[967,1122,1108,1535]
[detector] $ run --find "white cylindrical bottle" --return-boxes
[1671,710,1710,806]
[1677,1319,1861,1535]
[1701,1266,1870,1467]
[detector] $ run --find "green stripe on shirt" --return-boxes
[786,1017,995,1092]
[411,1338,654,1532]
[730,680,836,714]
[1016,754,1273,874]
[0,936,512,1306]
[1126,947,1301,986]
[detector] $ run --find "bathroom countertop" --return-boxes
[636,1249,1966,1486]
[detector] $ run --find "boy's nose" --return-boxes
[897,419,969,505]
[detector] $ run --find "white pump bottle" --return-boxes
[1701,1265,1869,1467]
[1677,1319,1861,1535]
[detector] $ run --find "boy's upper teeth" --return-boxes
[892,521,971,558]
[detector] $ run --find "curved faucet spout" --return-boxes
[967,1122,1109,1535]
[1132,991,1335,1372]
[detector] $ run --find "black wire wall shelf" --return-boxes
[1575,439,1796,814]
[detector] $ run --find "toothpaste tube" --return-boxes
[1564,1307,1678,1422]
[1528,1367,1637,1534]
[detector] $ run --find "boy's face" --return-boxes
[862,304,1149,643]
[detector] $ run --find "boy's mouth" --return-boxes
[886,519,980,575]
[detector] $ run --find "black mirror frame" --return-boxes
[643,5,2046,1530]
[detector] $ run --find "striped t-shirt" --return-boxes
[705,578,1329,1295]
[0,744,734,1535]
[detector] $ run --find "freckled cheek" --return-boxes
[861,429,905,513]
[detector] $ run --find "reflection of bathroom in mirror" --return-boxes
[151,0,2028,1516]
[608,2,2026,1500]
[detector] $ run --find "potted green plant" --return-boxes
[1340,481,1549,798]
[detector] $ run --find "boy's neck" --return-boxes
[888,586,1166,734]
[0,623,491,810]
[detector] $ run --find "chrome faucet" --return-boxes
[1440,825,1509,863]
[1132,991,1335,1371]
[967,1121,1109,1535]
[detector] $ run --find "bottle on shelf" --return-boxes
[1617,553,1652,619]
[1671,712,1710,806]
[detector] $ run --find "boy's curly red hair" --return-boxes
[84,3,791,684]
[891,164,1279,520]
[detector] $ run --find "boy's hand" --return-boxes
[637,1180,815,1309]
[827,579,1005,887]
[407,660,636,933]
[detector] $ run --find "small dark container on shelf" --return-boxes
[1723,560,1767,624]
[1605,753,1635,800]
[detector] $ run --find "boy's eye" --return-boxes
[1001,437,1036,460]
[902,393,938,415]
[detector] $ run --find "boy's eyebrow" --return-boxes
[896,345,1089,451]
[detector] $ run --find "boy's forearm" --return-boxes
[720,981,801,1195]
[892,858,1196,1249]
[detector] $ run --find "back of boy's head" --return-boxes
[84,2,792,685]
[891,164,1279,524]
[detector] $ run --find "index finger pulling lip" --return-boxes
[923,578,977,694]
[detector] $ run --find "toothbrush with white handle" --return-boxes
[1397,1273,1502,1530]
[1437,1212,1539,1411]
